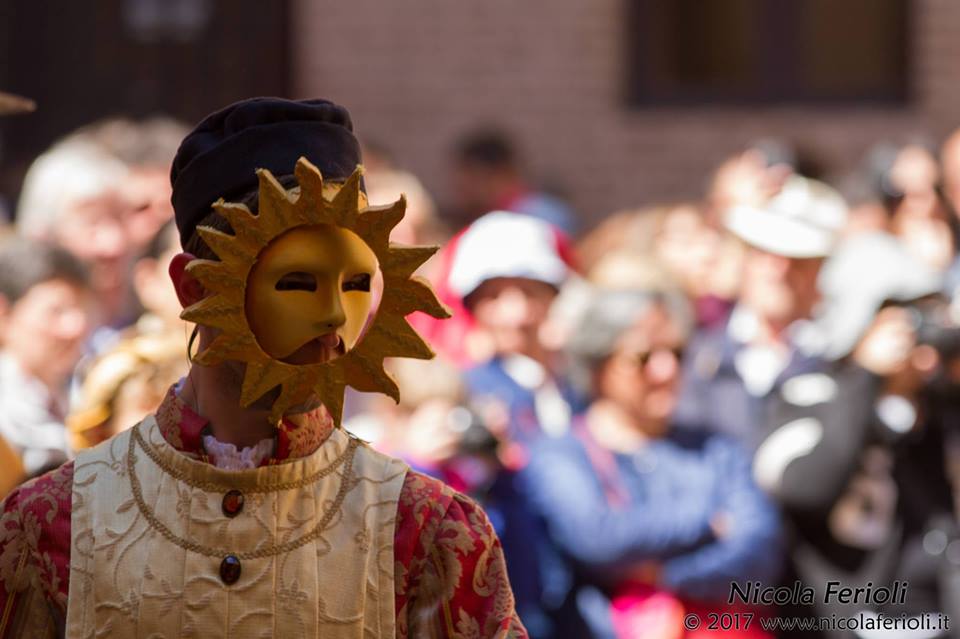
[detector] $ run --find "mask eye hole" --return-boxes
[275,272,317,292]
[342,273,371,293]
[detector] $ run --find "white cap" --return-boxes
[449,211,568,298]
[725,175,848,258]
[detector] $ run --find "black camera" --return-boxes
[907,300,960,359]
[445,405,499,456]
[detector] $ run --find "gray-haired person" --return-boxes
[522,287,782,638]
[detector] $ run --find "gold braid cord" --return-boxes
[131,425,353,493]
[181,158,451,425]
[126,426,359,560]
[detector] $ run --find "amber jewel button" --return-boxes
[222,489,244,517]
[220,555,241,585]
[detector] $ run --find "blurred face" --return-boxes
[886,147,954,271]
[708,149,792,224]
[452,163,513,218]
[134,225,183,325]
[888,146,941,219]
[453,164,490,216]
[598,304,685,433]
[942,133,960,213]
[655,205,720,294]
[245,224,378,365]
[740,247,823,326]
[121,168,175,252]
[2,279,92,387]
[469,277,558,358]
[52,192,132,300]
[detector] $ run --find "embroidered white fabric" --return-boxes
[201,434,275,470]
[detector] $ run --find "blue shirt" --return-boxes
[522,424,783,636]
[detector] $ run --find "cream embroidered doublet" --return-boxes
[65,417,408,638]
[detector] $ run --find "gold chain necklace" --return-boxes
[126,425,358,559]
[131,425,352,493]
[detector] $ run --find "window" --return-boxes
[627,0,909,106]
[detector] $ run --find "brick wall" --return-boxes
[293,0,960,232]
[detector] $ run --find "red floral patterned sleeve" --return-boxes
[0,462,74,639]
[394,471,527,639]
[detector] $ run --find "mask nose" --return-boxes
[314,287,346,332]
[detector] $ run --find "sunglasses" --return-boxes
[881,180,948,213]
[628,346,685,368]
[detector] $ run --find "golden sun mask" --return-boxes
[181,158,450,425]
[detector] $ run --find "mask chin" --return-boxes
[279,334,347,366]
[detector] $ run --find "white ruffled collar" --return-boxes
[201,433,275,470]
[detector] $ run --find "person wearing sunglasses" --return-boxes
[522,288,782,638]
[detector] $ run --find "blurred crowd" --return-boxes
[3,114,960,639]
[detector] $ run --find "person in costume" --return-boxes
[0,97,526,638]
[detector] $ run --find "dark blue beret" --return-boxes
[170,97,362,248]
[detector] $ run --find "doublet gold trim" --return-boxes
[130,424,356,492]
[127,425,360,559]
